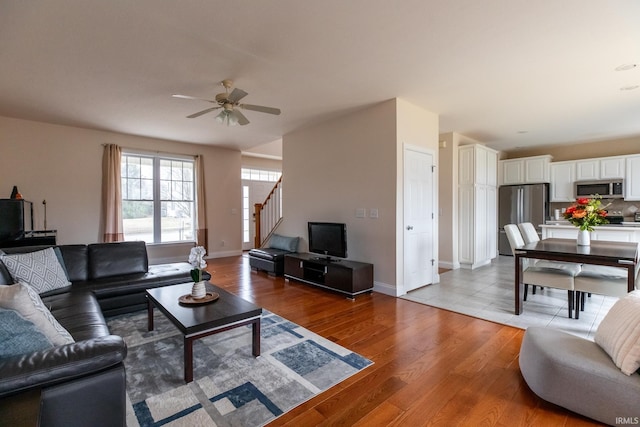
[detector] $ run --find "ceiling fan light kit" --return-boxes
[172,79,281,126]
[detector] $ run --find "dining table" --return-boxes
[514,238,639,315]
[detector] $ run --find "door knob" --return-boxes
[406,225,413,230]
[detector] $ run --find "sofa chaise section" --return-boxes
[0,240,206,426]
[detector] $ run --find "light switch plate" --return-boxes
[356,208,366,218]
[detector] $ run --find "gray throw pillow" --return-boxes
[0,308,53,358]
[0,283,74,345]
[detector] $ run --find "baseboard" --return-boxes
[439,260,459,270]
[459,259,491,270]
[208,249,243,259]
[373,281,399,297]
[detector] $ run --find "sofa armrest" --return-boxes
[0,335,127,397]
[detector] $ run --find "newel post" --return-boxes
[254,203,263,248]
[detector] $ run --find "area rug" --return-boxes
[107,310,372,427]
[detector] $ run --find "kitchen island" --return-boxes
[541,221,640,243]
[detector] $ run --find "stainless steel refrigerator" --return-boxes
[498,183,549,255]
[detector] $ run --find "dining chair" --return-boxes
[573,264,637,318]
[505,224,579,317]
[518,221,583,284]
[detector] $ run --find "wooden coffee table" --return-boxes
[145,282,262,383]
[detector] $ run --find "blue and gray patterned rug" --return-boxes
[107,309,372,427]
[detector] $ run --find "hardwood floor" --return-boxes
[206,255,603,426]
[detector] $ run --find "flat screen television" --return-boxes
[308,222,347,261]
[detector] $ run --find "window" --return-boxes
[241,168,281,182]
[242,186,250,243]
[121,153,195,244]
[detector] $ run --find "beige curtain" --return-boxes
[195,154,208,251]
[102,144,124,242]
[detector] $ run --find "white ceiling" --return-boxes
[1,1,639,153]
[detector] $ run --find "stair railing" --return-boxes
[254,176,283,248]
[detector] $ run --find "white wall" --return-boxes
[395,99,440,294]
[437,132,458,269]
[279,100,398,289]
[279,98,439,294]
[0,116,242,262]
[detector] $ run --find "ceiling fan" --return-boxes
[172,79,281,126]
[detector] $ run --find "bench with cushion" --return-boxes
[249,234,299,276]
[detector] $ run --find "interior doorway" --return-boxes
[241,168,282,250]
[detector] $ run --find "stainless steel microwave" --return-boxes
[575,180,624,199]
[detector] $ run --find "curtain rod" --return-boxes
[101,143,199,159]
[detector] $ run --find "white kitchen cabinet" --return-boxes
[600,156,626,179]
[625,155,640,201]
[501,159,524,185]
[499,155,552,185]
[575,156,626,181]
[575,159,599,181]
[458,144,498,269]
[549,161,575,202]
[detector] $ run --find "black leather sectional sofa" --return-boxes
[0,241,205,427]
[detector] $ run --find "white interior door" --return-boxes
[404,147,435,292]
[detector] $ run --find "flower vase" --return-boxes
[577,229,591,246]
[191,281,207,299]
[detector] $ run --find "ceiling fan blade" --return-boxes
[240,104,281,115]
[172,94,216,103]
[232,109,250,126]
[227,88,248,103]
[187,106,221,118]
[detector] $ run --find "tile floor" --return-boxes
[402,255,619,340]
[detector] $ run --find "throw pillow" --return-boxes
[0,283,74,345]
[269,234,299,252]
[1,247,71,294]
[594,290,640,375]
[0,308,53,358]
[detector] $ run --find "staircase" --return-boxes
[254,176,283,248]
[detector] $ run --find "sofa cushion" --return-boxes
[0,283,74,345]
[41,291,110,341]
[268,234,299,252]
[595,290,640,375]
[88,241,148,280]
[1,247,71,294]
[57,245,89,282]
[249,248,290,261]
[84,263,191,297]
[0,308,53,358]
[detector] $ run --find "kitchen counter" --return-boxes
[541,222,640,242]
[544,220,640,228]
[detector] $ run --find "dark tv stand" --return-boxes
[284,253,373,298]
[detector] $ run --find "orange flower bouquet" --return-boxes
[563,197,609,231]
